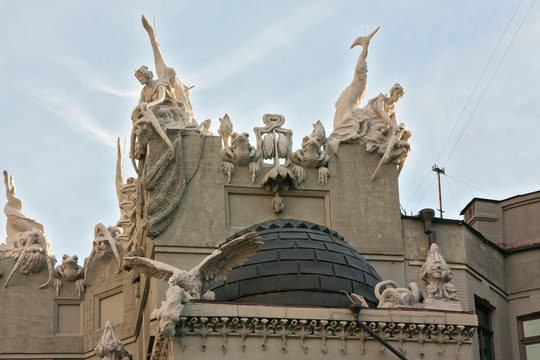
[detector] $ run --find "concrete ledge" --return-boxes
[184,301,477,326]
[175,302,477,360]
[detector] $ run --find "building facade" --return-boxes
[1,16,539,360]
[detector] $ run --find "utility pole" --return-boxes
[432,164,445,218]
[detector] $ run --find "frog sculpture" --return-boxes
[290,121,329,185]
[220,131,260,184]
[56,255,83,281]
[53,254,87,298]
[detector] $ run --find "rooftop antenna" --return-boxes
[432,164,445,218]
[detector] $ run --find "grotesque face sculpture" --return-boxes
[134,119,153,147]
[428,260,447,279]
[154,106,176,125]
[89,224,123,274]
[420,243,452,285]
[94,226,114,259]
[443,283,458,301]
[18,229,45,248]
[16,230,48,274]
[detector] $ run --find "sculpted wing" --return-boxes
[123,256,180,281]
[188,231,262,286]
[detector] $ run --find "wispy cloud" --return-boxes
[191,0,342,90]
[34,90,117,148]
[84,79,139,98]
[61,57,139,99]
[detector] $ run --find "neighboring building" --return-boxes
[461,191,540,359]
[461,191,540,249]
[1,17,539,360]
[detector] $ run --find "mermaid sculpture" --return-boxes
[327,27,411,179]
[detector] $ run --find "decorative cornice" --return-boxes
[176,316,476,358]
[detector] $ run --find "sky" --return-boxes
[0,0,538,260]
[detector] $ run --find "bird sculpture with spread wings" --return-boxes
[124,231,262,299]
[123,231,262,343]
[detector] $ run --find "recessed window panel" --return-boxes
[525,343,540,359]
[523,318,540,338]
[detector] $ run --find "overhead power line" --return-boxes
[435,0,525,165]
[405,170,430,206]
[444,174,461,211]
[405,0,534,210]
[444,0,536,166]
[412,176,436,211]
[445,173,499,198]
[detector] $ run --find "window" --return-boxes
[519,313,540,360]
[475,296,495,360]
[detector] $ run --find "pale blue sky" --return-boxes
[1,0,538,259]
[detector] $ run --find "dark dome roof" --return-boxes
[205,219,382,307]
